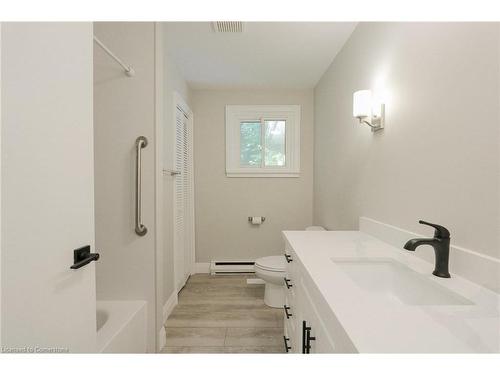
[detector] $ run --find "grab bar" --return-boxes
[135,136,148,236]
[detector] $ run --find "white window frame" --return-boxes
[225,105,301,177]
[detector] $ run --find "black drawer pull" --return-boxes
[306,328,316,354]
[283,305,292,319]
[284,277,293,289]
[284,253,293,263]
[283,336,291,353]
[302,320,307,353]
[302,320,315,354]
[70,245,100,270]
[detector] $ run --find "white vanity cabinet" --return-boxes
[282,240,356,354]
[281,229,500,353]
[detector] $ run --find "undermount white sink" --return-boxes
[331,257,473,306]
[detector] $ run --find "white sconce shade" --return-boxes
[353,90,372,118]
[352,89,385,132]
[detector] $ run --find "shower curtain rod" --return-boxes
[93,36,135,77]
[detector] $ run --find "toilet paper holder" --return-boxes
[248,216,266,223]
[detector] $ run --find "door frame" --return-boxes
[0,22,3,346]
[172,91,195,292]
[154,22,164,352]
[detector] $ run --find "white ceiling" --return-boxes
[163,22,357,90]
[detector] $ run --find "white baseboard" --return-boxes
[158,326,166,352]
[158,290,178,352]
[360,216,500,293]
[162,290,178,324]
[246,278,265,285]
[193,262,210,274]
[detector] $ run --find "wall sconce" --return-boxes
[353,90,385,132]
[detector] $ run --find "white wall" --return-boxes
[93,22,158,352]
[193,89,314,263]
[162,34,192,304]
[314,23,500,289]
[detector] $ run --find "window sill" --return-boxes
[226,172,300,178]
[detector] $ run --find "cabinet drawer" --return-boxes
[285,249,302,286]
[283,321,294,353]
[283,299,295,330]
[284,278,296,302]
[284,243,295,264]
[297,278,336,353]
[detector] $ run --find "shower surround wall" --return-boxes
[192,89,314,265]
[93,22,159,352]
[313,23,500,291]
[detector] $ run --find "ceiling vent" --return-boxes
[211,21,244,33]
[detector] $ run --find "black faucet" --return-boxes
[403,220,451,278]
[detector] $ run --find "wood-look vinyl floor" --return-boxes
[161,275,285,354]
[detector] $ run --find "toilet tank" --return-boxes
[305,226,326,231]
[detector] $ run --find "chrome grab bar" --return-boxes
[135,136,148,236]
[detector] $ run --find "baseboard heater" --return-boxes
[210,260,255,275]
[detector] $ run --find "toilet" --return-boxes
[254,226,325,308]
[254,256,286,308]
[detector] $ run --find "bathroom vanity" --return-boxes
[282,230,500,353]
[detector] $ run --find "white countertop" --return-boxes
[283,230,500,353]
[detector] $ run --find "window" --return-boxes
[226,105,300,177]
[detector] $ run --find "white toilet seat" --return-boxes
[255,255,285,272]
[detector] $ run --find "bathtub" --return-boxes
[96,300,147,353]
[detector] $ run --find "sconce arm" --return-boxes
[360,119,377,128]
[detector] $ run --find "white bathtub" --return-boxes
[96,300,147,353]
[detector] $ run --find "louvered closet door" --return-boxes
[174,105,194,292]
